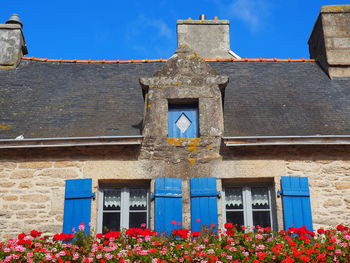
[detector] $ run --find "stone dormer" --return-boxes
[139,46,228,169]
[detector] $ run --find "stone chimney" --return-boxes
[308,5,350,79]
[0,14,27,68]
[177,15,239,59]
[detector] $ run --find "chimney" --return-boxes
[0,14,27,68]
[308,5,350,79]
[177,15,239,59]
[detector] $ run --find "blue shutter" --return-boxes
[281,176,313,231]
[190,177,219,232]
[154,178,182,234]
[63,179,94,234]
[168,105,198,138]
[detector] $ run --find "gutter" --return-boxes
[0,135,143,149]
[223,135,350,146]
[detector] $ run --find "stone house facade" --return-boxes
[0,6,350,239]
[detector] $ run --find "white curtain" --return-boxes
[251,188,269,206]
[225,188,243,207]
[104,189,121,208]
[130,189,147,208]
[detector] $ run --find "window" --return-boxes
[168,103,199,138]
[98,188,149,232]
[223,186,274,229]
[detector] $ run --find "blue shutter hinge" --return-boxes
[91,192,96,199]
[151,193,182,200]
[277,190,283,198]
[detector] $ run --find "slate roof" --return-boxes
[0,59,350,139]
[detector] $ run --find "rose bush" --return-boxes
[0,222,349,262]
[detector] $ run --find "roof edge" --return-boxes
[21,56,316,64]
[223,135,350,146]
[0,135,143,149]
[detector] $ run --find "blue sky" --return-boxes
[1,0,349,60]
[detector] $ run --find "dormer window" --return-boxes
[168,103,199,138]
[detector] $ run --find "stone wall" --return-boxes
[0,145,350,239]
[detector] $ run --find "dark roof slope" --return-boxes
[0,59,350,139]
[210,61,350,136]
[0,60,161,138]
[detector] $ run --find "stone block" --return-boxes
[19,181,33,188]
[323,198,343,208]
[0,162,17,171]
[335,182,350,190]
[9,170,34,179]
[3,195,18,201]
[19,161,52,169]
[20,194,50,202]
[54,161,82,168]
[0,182,16,187]
[37,169,80,179]
[10,204,27,210]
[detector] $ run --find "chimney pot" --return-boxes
[199,14,206,20]
[6,14,23,28]
[214,16,219,20]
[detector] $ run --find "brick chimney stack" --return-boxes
[308,5,350,79]
[0,14,27,68]
[177,15,240,59]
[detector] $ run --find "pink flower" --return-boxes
[79,222,85,231]
[195,218,201,223]
[140,223,146,228]
[171,220,177,225]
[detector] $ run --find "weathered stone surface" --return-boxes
[323,198,343,208]
[3,195,18,201]
[20,194,50,202]
[19,181,33,188]
[0,162,17,171]
[37,169,80,179]
[335,182,350,190]
[0,182,16,187]
[308,7,350,78]
[9,170,34,179]
[54,161,82,168]
[177,19,232,59]
[19,161,52,169]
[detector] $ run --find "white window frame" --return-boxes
[97,187,150,233]
[222,185,275,230]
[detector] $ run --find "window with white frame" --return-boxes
[223,186,274,229]
[98,188,149,232]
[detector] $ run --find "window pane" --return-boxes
[129,212,147,228]
[225,188,243,209]
[104,189,121,210]
[103,212,120,232]
[226,211,244,228]
[253,211,271,228]
[129,189,148,211]
[251,187,270,209]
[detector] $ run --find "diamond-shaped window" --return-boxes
[176,113,192,133]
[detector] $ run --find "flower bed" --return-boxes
[0,223,349,262]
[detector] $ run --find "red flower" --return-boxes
[105,231,121,239]
[30,230,42,238]
[317,228,324,234]
[191,231,200,237]
[337,224,345,231]
[170,220,177,225]
[195,218,201,223]
[224,222,233,229]
[18,233,26,239]
[96,233,103,239]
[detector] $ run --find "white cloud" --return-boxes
[224,0,272,31]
